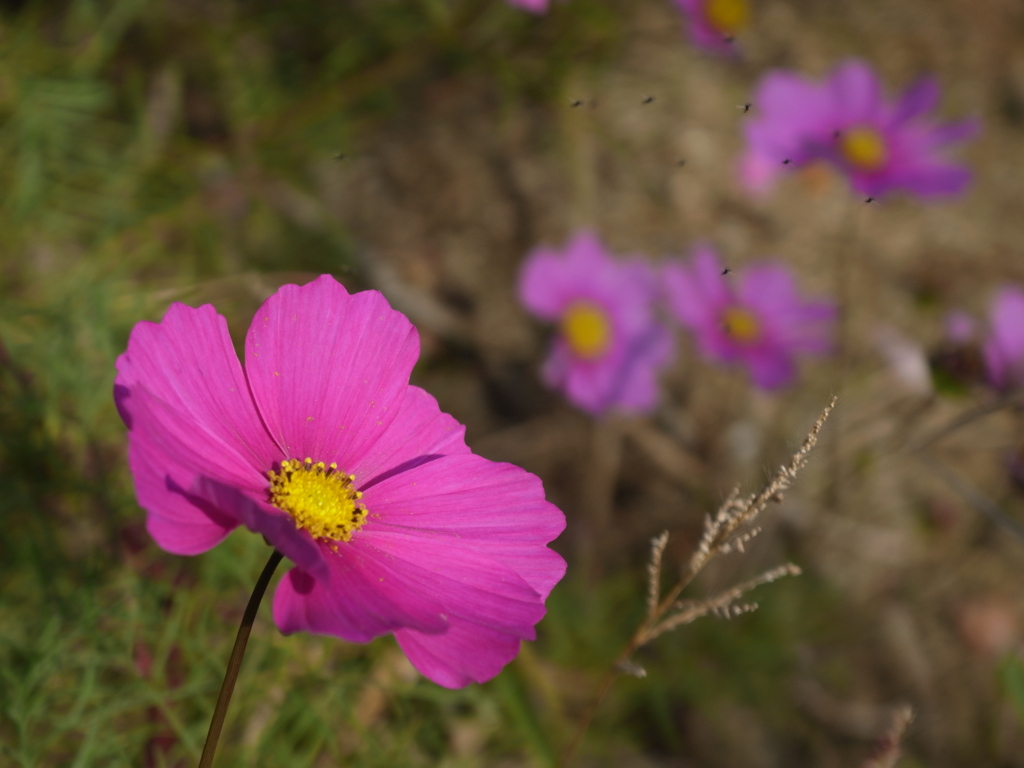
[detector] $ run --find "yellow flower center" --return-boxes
[722,306,762,344]
[703,0,750,35]
[268,458,367,544]
[839,127,888,172]
[561,302,612,360]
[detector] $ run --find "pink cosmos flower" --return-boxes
[664,246,835,389]
[506,0,551,13]
[984,287,1024,391]
[518,231,674,415]
[114,275,566,689]
[741,59,979,199]
[673,0,749,55]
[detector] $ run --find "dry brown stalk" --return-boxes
[645,531,670,620]
[645,562,802,640]
[559,396,837,767]
[862,705,914,768]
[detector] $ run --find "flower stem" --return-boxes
[198,549,284,768]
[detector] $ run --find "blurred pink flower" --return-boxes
[518,231,674,415]
[506,0,552,13]
[984,286,1024,390]
[945,310,977,344]
[742,59,979,199]
[115,275,566,689]
[673,0,749,55]
[664,246,835,389]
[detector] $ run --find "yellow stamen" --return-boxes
[703,0,750,36]
[561,302,612,360]
[722,306,762,344]
[268,458,366,544]
[839,127,888,172]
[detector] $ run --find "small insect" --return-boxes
[782,158,792,165]
[570,99,583,107]
[333,152,347,161]
[721,267,732,276]
[676,158,687,167]
[642,95,656,104]
[865,197,875,203]
[737,103,752,113]
[723,35,735,43]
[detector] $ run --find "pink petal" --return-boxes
[829,60,882,124]
[519,232,614,320]
[746,72,832,160]
[737,264,799,314]
[506,0,549,12]
[364,453,565,543]
[893,161,973,198]
[191,477,328,579]
[272,543,450,643]
[114,300,304,556]
[985,287,1024,387]
[396,619,526,688]
[244,276,419,474]
[115,302,281,484]
[122,382,270,499]
[610,323,675,413]
[664,246,730,328]
[518,247,576,319]
[273,530,546,646]
[363,453,565,598]
[558,353,616,415]
[945,311,977,343]
[673,0,739,57]
[128,434,237,555]
[359,529,548,631]
[566,230,610,269]
[891,76,939,123]
[928,118,981,148]
[354,385,470,487]
[738,148,782,194]
[746,348,796,389]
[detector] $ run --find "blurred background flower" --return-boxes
[742,59,979,199]
[518,231,674,415]
[664,246,835,389]
[673,0,749,55]
[506,0,553,13]
[984,287,1024,392]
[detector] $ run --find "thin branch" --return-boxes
[918,452,1024,543]
[908,390,1024,454]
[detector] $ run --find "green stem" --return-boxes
[198,549,284,768]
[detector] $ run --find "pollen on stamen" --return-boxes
[839,126,888,172]
[703,0,750,37]
[268,457,367,545]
